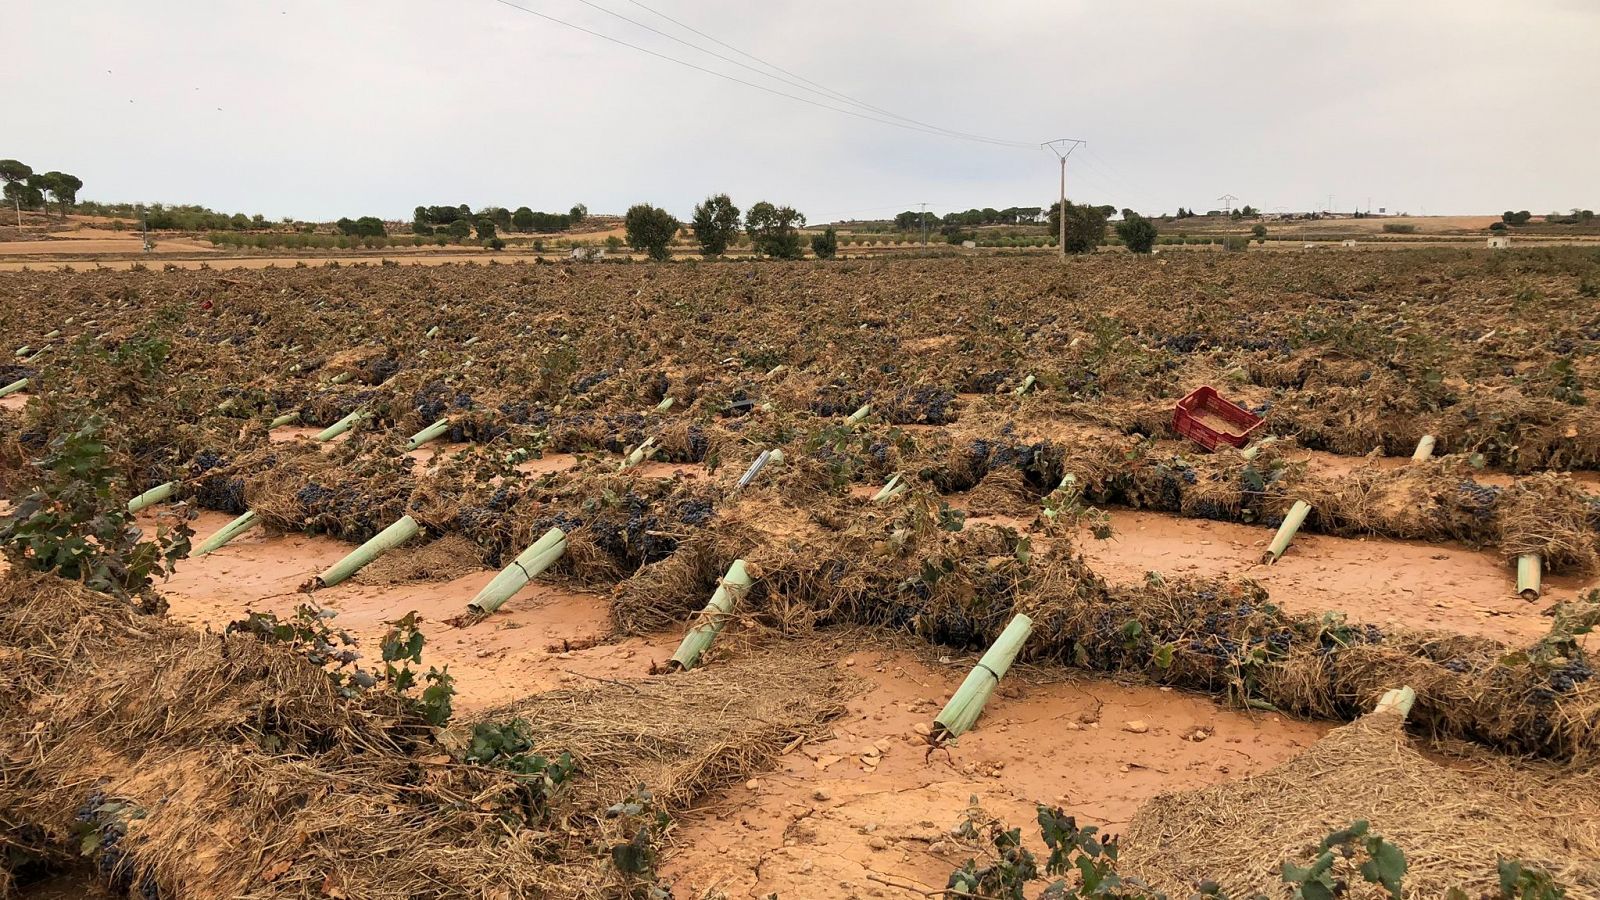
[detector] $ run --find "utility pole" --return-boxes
[919,202,928,250]
[1216,194,1239,215]
[1042,138,1085,259]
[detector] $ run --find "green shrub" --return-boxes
[810,227,838,259]
[624,204,679,261]
[1115,215,1159,253]
[0,417,191,601]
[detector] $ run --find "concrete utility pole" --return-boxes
[919,202,928,249]
[1042,138,1085,259]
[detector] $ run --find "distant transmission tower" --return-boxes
[1042,138,1086,258]
[1216,194,1240,214]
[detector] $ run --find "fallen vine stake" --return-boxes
[619,436,659,472]
[871,473,906,502]
[313,515,420,588]
[467,527,568,615]
[127,480,177,514]
[931,613,1033,742]
[1262,499,1312,564]
[668,559,753,671]
[405,417,451,451]
[1517,553,1542,601]
[314,409,369,442]
[192,510,261,556]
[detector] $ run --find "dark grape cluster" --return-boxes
[497,401,547,427]
[571,370,611,394]
[1550,658,1594,693]
[891,386,957,425]
[1163,333,1207,354]
[675,497,714,526]
[366,356,400,384]
[189,450,247,513]
[295,482,335,508]
[958,370,1010,394]
[1455,481,1501,519]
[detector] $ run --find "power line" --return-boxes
[570,0,875,111]
[1077,147,1164,213]
[487,0,1034,148]
[622,0,1035,148]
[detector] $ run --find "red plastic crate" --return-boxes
[1173,386,1265,451]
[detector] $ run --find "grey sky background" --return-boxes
[12,1,1597,222]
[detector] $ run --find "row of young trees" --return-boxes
[411,203,587,236]
[624,195,838,261]
[0,159,83,216]
[892,207,1046,230]
[1044,201,1160,253]
[1504,209,1595,226]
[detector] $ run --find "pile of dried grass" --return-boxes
[1122,708,1600,897]
[352,532,486,585]
[1498,471,1600,571]
[904,427,1599,573]
[469,650,849,819]
[611,491,1035,646]
[0,572,847,899]
[1023,572,1600,761]
[615,495,1600,761]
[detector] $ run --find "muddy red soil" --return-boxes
[159,510,676,711]
[661,648,1323,898]
[153,509,1332,900]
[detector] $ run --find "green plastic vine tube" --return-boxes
[669,560,753,671]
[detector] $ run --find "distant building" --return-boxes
[1341,239,1357,247]
[1487,235,1511,249]
[570,246,606,260]
[961,240,977,249]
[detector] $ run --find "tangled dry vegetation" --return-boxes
[2,249,1598,896]
[0,573,845,899]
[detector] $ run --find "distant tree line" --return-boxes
[73,201,279,231]
[622,195,823,261]
[411,203,587,237]
[335,216,388,238]
[1,159,83,216]
[1503,209,1595,226]
[892,207,1045,231]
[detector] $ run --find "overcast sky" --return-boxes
[11,1,1596,222]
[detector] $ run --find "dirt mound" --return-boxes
[1123,709,1600,897]
[614,489,1600,761]
[352,532,485,584]
[0,572,847,899]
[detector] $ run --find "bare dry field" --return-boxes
[3,248,1600,898]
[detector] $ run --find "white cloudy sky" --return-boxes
[11,1,1597,221]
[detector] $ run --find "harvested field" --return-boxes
[3,249,1599,897]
